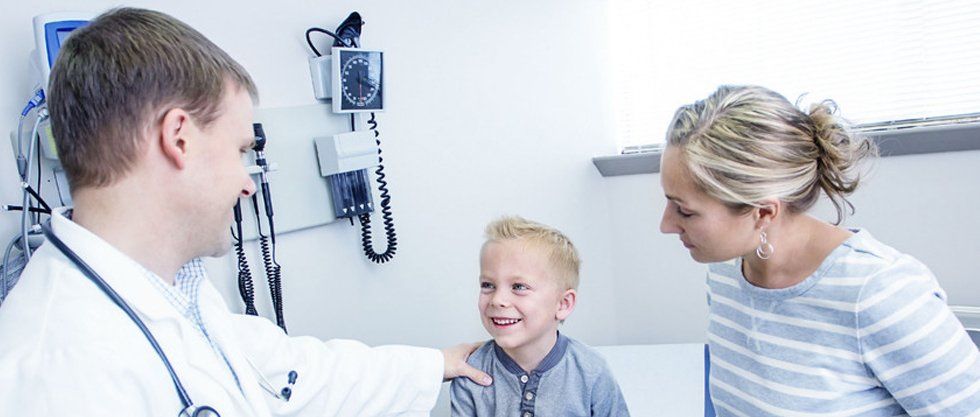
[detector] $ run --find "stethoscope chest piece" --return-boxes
[181,405,220,417]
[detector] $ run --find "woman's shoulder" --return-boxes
[839,229,932,273]
[837,229,941,301]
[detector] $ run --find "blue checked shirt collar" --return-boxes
[140,258,243,394]
[142,258,207,319]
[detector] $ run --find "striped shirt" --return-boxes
[707,229,980,417]
[142,258,243,394]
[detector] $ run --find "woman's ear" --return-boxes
[157,107,193,170]
[754,199,781,230]
[556,289,577,321]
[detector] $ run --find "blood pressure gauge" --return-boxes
[331,47,383,113]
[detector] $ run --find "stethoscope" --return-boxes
[42,218,301,416]
[41,221,221,417]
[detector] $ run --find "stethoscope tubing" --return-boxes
[41,221,215,417]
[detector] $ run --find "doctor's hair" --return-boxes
[483,216,580,291]
[665,85,877,224]
[47,7,258,190]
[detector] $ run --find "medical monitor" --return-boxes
[32,12,92,83]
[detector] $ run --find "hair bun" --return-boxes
[808,101,877,223]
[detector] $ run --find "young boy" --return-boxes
[451,216,630,417]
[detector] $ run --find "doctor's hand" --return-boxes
[442,342,493,386]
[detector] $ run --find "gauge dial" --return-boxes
[335,49,383,112]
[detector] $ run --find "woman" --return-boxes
[659,85,979,416]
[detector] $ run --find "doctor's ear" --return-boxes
[753,199,781,230]
[158,107,193,170]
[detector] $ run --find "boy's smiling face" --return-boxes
[478,238,575,355]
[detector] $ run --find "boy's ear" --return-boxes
[556,289,577,321]
[158,107,193,170]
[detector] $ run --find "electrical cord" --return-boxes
[3,90,49,304]
[35,135,43,224]
[251,194,285,332]
[260,193,285,331]
[19,88,45,117]
[17,185,51,212]
[250,123,286,331]
[16,89,45,179]
[357,112,397,264]
[305,28,349,57]
[5,205,50,215]
[21,110,46,261]
[232,201,257,316]
[15,116,27,177]
[305,12,364,56]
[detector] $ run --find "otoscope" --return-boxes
[251,123,286,332]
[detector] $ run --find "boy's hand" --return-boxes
[442,342,493,386]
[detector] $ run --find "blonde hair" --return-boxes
[484,216,580,290]
[665,85,877,224]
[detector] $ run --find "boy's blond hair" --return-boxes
[484,216,580,290]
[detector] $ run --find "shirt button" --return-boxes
[525,391,534,400]
[520,375,529,383]
[523,413,532,417]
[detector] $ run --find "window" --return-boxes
[609,0,980,154]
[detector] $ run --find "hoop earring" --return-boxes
[756,230,775,260]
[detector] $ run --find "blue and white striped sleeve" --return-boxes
[706,270,712,306]
[857,257,980,416]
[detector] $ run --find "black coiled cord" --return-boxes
[232,202,258,316]
[358,112,397,264]
[252,195,286,332]
[235,242,257,316]
[259,235,284,329]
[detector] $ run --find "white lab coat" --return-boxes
[0,209,443,417]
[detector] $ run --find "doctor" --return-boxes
[0,7,491,417]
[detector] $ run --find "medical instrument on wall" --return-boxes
[25,13,90,207]
[232,123,287,332]
[306,12,398,264]
[2,13,90,306]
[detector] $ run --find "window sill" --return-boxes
[593,122,980,177]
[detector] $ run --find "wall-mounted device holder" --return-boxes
[314,131,379,219]
[233,123,287,332]
[305,12,398,264]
